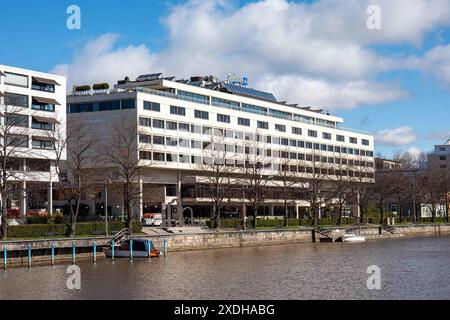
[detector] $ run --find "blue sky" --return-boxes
[1,0,450,158]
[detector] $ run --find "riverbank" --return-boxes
[2,223,450,268]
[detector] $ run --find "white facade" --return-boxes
[0,65,66,216]
[67,75,375,219]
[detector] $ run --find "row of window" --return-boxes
[140,104,370,146]
[1,92,57,112]
[68,99,136,113]
[138,134,375,160]
[6,135,54,150]
[7,114,55,131]
[138,119,374,157]
[138,151,375,177]
[2,71,56,93]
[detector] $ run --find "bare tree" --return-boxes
[241,136,271,229]
[275,147,298,227]
[52,120,98,237]
[350,154,375,224]
[371,171,394,225]
[418,168,447,222]
[201,133,237,229]
[104,121,145,233]
[0,99,34,239]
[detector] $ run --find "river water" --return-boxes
[1,236,450,300]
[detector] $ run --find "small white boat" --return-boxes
[338,234,366,243]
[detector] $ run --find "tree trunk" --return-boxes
[337,205,343,226]
[252,205,257,228]
[379,199,384,225]
[359,203,365,225]
[398,202,403,223]
[284,199,289,227]
[1,194,8,240]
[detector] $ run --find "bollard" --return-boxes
[111,240,115,261]
[27,243,32,268]
[163,239,167,257]
[3,246,6,270]
[147,239,151,259]
[51,242,55,266]
[93,240,97,263]
[130,240,133,260]
[72,241,76,264]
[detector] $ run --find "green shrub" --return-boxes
[74,85,91,92]
[92,83,109,90]
[7,221,143,239]
[27,216,50,225]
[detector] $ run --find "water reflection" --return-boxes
[1,237,450,300]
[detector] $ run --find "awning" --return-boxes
[0,91,4,97]
[0,71,5,77]
[32,116,60,124]
[32,135,56,142]
[32,96,61,105]
[32,76,60,86]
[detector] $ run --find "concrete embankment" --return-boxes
[2,224,450,267]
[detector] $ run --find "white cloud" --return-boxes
[375,126,418,146]
[51,33,158,89]
[51,0,450,109]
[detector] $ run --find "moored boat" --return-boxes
[336,234,366,243]
[104,239,160,258]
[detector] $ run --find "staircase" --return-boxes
[381,225,396,234]
[315,227,333,239]
[107,228,129,246]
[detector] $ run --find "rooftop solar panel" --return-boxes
[222,83,277,102]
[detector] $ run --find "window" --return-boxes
[170,105,186,116]
[298,141,305,148]
[4,72,28,88]
[139,117,151,127]
[32,137,53,150]
[212,97,240,110]
[152,119,165,129]
[99,101,120,111]
[121,99,135,109]
[167,121,177,130]
[281,138,289,146]
[152,135,164,145]
[308,130,317,138]
[153,152,165,162]
[337,135,345,142]
[440,156,447,161]
[257,121,268,129]
[290,140,297,147]
[305,142,312,149]
[31,117,54,131]
[190,124,201,134]
[191,156,201,164]
[178,90,209,105]
[144,101,160,112]
[242,103,267,115]
[179,154,190,163]
[6,114,28,128]
[4,93,28,108]
[31,78,55,93]
[27,159,50,171]
[323,132,332,140]
[166,153,177,163]
[362,139,370,146]
[238,117,250,126]
[32,99,55,112]
[179,138,189,148]
[179,123,190,132]
[166,137,178,147]
[275,124,286,132]
[194,110,209,120]
[292,127,302,135]
[139,134,151,143]
[217,114,231,123]
[350,137,357,144]
[7,135,28,148]
[140,151,152,160]
[191,140,202,149]
[202,126,212,135]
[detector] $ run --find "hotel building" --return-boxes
[66,74,375,222]
[0,65,66,218]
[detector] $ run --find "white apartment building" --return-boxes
[428,139,450,170]
[0,65,66,219]
[67,74,375,221]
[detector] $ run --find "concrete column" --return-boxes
[177,171,183,226]
[89,185,96,216]
[295,204,299,219]
[139,178,143,221]
[269,205,274,216]
[20,181,27,218]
